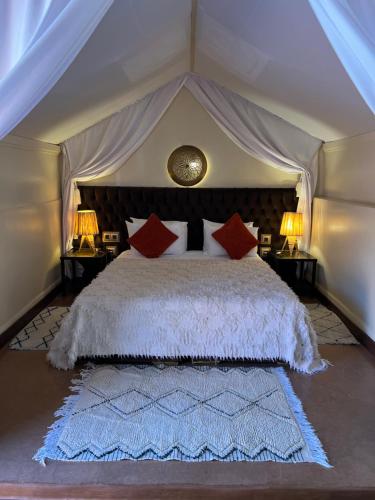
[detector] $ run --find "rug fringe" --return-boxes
[274,367,332,468]
[33,363,96,466]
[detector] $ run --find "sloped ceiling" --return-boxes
[13,0,375,144]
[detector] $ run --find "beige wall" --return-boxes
[317,131,375,204]
[84,89,299,188]
[311,130,375,341]
[0,135,61,335]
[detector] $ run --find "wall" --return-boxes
[316,131,375,204]
[311,130,375,341]
[0,135,61,335]
[84,89,299,188]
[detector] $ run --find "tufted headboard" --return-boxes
[78,186,298,251]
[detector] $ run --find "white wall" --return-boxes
[311,130,375,341]
[0,135,61,335]
[84,89,299,188]
[317,131,375,204]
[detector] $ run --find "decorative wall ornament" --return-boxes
[167,145,207,186]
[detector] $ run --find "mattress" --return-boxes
[48,251,326,373]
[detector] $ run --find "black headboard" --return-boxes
[78,186,298,251]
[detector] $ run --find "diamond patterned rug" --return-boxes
[34,365,330,466]
[9,304,358,351]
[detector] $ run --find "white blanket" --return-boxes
[48,253,326,373]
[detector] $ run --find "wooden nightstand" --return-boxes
[60,249,109,293]
[268,250,317,292]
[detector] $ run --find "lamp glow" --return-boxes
[74,210,99,253]
[280,212,303,255]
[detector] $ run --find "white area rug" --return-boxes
[34,365,330,466]
[8,306,70,350]
[305,303,359,345]
[9,304,358,351]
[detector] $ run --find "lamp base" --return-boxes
[281,236,298,255]
[78,235,96,254]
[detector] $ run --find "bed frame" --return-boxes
[78,186,298,251]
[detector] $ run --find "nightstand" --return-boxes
[60,249,109,293]
[268,250,317,292]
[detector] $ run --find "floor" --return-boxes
[1,290,375,499]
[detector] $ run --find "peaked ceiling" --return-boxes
[13,0,375,144]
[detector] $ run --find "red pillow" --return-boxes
[127,213,178,258]
[212,213,258,260]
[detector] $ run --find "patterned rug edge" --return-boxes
[8,306,70,351]
[33,365,93,467]
[34,365,331,468]
[274,367,331,468]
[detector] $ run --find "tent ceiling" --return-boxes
[13,0,375,144]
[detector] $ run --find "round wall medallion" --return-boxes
[167,145,207,186]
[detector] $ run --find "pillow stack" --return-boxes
[125,213,259,260]
[127,215,188,257]
[203,215,258,259]
[210,213,259,260]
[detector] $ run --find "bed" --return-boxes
[48,250,325,373]
[49,186,325,373]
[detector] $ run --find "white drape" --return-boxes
[0,0,113,140]
[185,75,321,248]
[309,0,375,114]
[62,76,186,251]
[62,73,322,252]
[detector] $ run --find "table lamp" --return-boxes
[74,210,99,253]
[280,212,303,255]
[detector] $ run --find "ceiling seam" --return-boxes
[190,0,198,72]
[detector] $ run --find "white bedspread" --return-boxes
[48,252,326,373]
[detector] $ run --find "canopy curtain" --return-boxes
[185,74,321,249]
[309,0,375,114]
[62,76,186,252]
[0,0,113,140]
[62,73,322,253]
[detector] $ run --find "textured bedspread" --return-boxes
[48,256,326,373]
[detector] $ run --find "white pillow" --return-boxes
[245,226,259,257]
[203,218,256,256]
[130,217,186,226]
[126,218,188,256]
[129,217,150,224]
